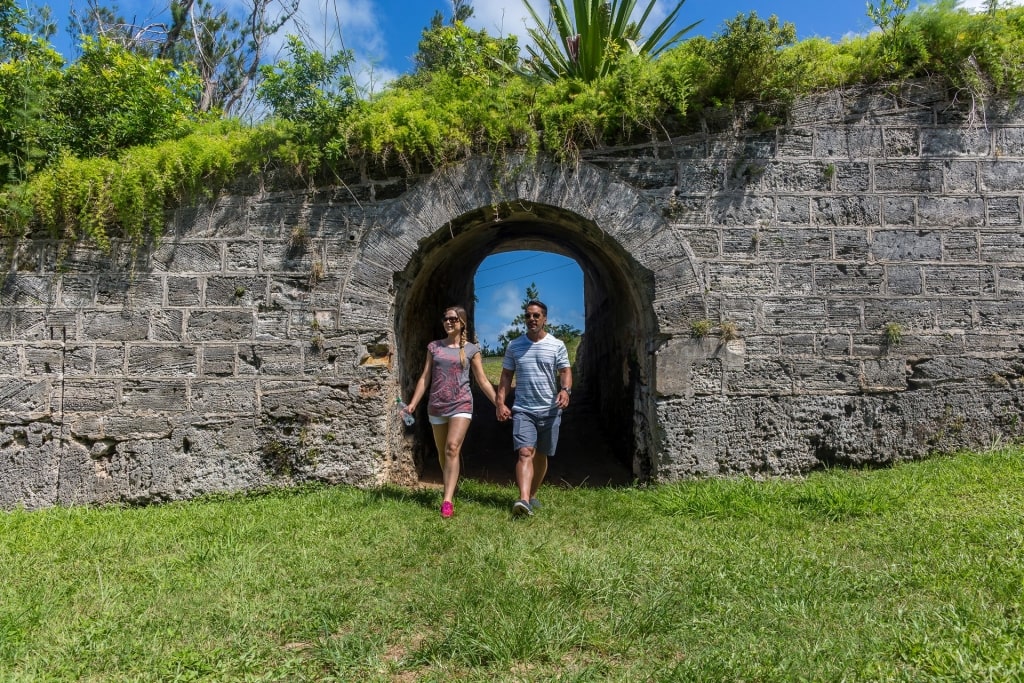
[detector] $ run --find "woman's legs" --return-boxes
[437,417,471,504]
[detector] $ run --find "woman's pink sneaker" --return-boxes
[440,501,454,519]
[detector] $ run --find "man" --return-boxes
[495,300,572,517]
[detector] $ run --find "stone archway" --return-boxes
[378,156,706,484]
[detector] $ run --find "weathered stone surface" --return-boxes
[4,82,1024,509]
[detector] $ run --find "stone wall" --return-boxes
[2,81,1022,508]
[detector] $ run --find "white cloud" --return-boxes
[959,0,1024,9]
[475,284,523,348]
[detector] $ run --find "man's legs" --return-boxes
[515,446,541,503]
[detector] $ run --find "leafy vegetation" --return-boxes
[1,447,1022,680]
[4,1,1024,249]
[517,0,700,82]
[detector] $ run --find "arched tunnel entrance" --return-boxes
[394,201,657,487]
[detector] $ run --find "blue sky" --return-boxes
[29,0,1011,347]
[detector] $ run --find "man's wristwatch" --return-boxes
[560,387,572,396]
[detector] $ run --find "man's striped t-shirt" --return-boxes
[501,333,570,414]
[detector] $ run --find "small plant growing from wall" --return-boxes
[884,322,903,346]
[691,319,713,338]
[824,163,836,183]
[309,260,325,287]
[289,226,311,249]
[234,286,246,298]
[720,321,739,341]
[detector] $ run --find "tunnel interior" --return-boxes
[394,202,657,487]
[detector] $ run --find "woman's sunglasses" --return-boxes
[443,316,460,323]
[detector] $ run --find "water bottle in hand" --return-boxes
[396,398,415,426]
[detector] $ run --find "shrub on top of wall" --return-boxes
[3,3,1024,250]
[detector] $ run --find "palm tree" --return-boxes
[519,0,700,82]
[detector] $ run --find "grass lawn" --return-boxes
[2,447,1023,681]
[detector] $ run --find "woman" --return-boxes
[403,305,499,518]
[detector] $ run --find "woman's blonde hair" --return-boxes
[444,305,471,368]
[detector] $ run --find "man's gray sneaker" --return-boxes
[528,497,541,510]
[512,499,533,517]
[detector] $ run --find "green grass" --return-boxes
[2,448,1023,681]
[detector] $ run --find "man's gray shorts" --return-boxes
[512,410,561,456]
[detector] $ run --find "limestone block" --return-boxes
[256,311,290,341]
[0,345,22,375]
[942,231,980,261]
[936,299,973,329]
[264,238,322,275]
[94,345,125,375]
[834,162,871,192]
[876,162,943,192]
[722,228,759,259]
[0,378,51,417]
[60,276,94,308]
[870,230,942,261]
[600,158,677,189]
[791,358,862,392]
[778,128,814,156]
[921,127,991,156]
[988,197,1022,227]
[882,196,917,226]
[122,379,188,411]
[82,311,150,342]
[819,333,852,356]
[711,195,774,226]
[150,310,184,342]
[976,300,1024,330]
[654,336,744,397]
[825,299,864,331]
[24,346,62,376]
[980,161,1024,192]
[127,345,197,377]
[238,343,303,376]
[0,422,59,509]
[761,297,827,333]
[980,232,1024,263]
[191,380,255,413]
[676,160,725,194]
[998,266,1024,293]
[0,312,12,341]
[918,197,985,228]
[834,229,871,260]
[883,128,920,156]
[815,127,883,158]
[776,264,815,294]
[814,196,881,226]
[226,241,260,272]
[994,126,1024,155]
[58,379,118,412]
[206,276,267,307]
[724,357,794,395]
[167,276,201,306]
[186,310,254,342]
[758,229,832,260]
[201,345,236,376]
[755,161,832,193]
[815,264,884,294]
[1,275,54,306]
[885,265,923,295]
[664,195,710,225]
[860,358,908,392]
[863,298,936,331]
[708,263,774,291]
[151,242,222,273]
[96,275,162,308]
[776,196,811,226]
[922,265,996,295]
[907,356,1020,387]
[943,161,979,193]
